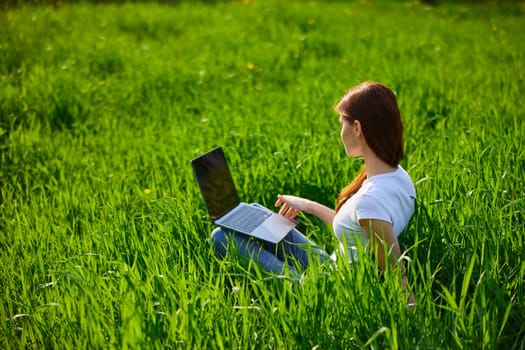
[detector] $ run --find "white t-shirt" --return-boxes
[331,165,416,261]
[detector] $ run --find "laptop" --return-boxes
[191,146,296,243]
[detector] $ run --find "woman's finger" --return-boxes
[281,204,293,216]
[285,207,299,218]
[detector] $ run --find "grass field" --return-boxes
[1,0,524,348]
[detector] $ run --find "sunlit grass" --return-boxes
[1,0,524,348]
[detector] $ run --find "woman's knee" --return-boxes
[210,227,230,256]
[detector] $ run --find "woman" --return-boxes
[211,82,415,285]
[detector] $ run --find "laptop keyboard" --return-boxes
[223,206,269,233]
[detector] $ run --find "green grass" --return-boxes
[1,0,524,348]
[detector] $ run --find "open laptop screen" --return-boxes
[191,147,240,221]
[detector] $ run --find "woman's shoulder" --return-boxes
[363,166,415,197]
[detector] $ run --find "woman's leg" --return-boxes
[272,228,328,270]
[210,203,329,275]
[211,227,299,275]
[211,228,328,275]
[248,203,328,270]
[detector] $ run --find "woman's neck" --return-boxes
[362,148,396,178]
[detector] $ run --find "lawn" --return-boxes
[1,0,524,348]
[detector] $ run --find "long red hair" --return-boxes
[335,82,404,212]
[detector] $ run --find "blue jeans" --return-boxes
[210,204,328,276]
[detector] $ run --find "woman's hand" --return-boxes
[275,194,335,224]
[274,194,310,219]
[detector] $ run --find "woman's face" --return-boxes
[340,115,363,157]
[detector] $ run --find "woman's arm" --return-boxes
[359,218,415,304]
[275,194,335,224]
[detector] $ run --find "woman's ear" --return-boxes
[354,120,363,136]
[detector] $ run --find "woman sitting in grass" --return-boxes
[211,81,415,293]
